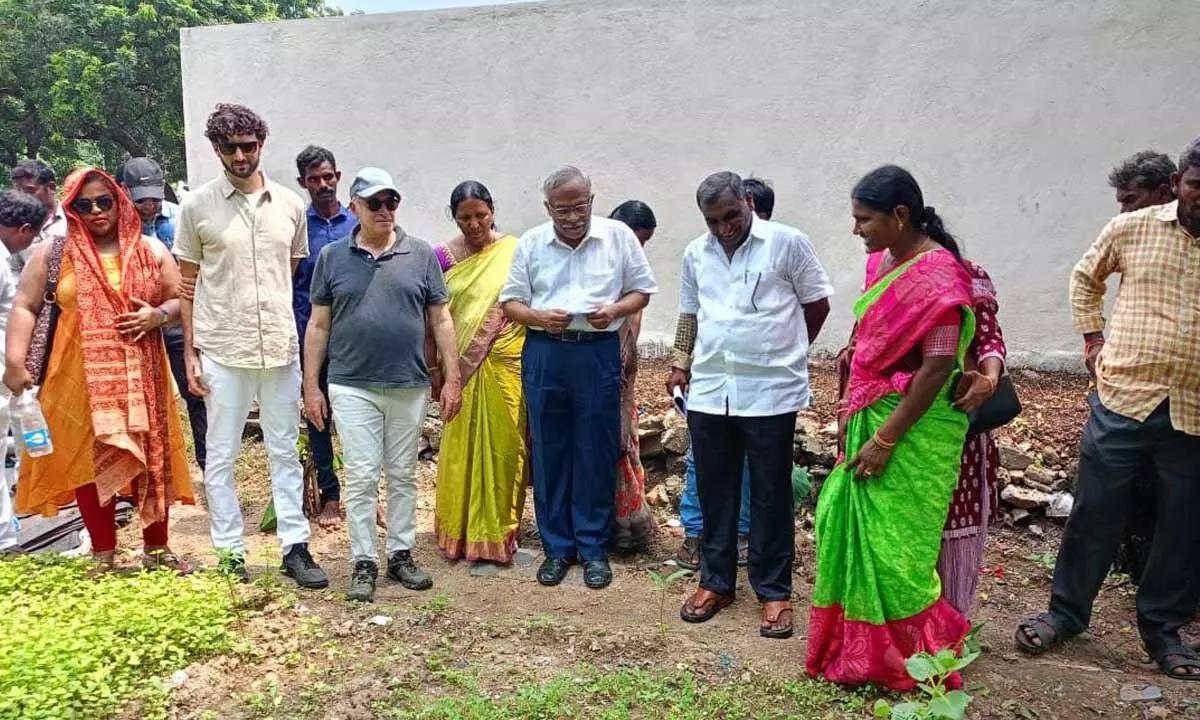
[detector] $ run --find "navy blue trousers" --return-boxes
[523,331,621,562]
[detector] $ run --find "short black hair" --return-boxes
[9,159,55,186]
[296,145,336,177]
[0,189,48,229]
[204,103,269,142]
[609,200,657,233]
[743,177,775,219]
[1180,137,1200,176]
[1108,151,1176,191]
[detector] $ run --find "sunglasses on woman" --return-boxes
[70,196,115,214]
[363,194,400,212]
[216,140,260,155]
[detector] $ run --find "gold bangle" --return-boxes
[872,431,897,450]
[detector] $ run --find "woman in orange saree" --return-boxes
[431,182,527,571]
[4,168,193,572]
[609,201,657,554]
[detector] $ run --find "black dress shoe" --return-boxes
[537,556,571,586]
[582,559,613,589]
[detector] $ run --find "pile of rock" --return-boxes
[635,410,840,510]
[995,440,1077,531]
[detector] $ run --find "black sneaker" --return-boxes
[217,553,250,583]
[346,561,378,603]
[280,543,329,589]
[387,550,433,591]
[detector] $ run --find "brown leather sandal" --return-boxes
[760,600,794,639]
[88,551,117,578]
[142,546,193,574]
[680,588,734,623]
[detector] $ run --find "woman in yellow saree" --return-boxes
[431,182,527,571]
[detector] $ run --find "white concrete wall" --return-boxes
[181,0,1199,366]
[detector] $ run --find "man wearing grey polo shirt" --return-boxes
[500,165,658,590]
[175,103,326,589]
[668,171,832,638]
[304,168,462,604]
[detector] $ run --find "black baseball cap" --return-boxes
[119,157,166,201]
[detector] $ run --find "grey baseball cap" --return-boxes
[349,167,400,200]
[118,157,166,201]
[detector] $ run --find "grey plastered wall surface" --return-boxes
[181,0,1198,368]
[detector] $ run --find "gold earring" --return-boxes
[898,221,905,234]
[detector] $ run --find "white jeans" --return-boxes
[329,383,426,563]
[0,392,15,552]
[202,356,308,554]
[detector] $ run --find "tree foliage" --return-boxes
[0,0,341,181]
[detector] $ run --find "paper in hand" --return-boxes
[672,386,687,417]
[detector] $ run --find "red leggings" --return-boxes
[75,483,168,553]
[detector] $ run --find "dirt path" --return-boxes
[142,363,1200,719]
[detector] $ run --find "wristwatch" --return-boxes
[157,307,169,327]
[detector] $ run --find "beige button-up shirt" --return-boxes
[174,173,308,369]
[1070,201,1200,435]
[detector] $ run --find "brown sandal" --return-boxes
[142,546,193,574]
[680,588,734,623]
[88,551,117,578]
[760,600,794,639]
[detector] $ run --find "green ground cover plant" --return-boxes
[0,555,238,720]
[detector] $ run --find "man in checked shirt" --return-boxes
[1016,137,1200,680]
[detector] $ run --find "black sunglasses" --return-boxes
[364,194,400,212]
[216,140,260,155]
[70,196,115,214]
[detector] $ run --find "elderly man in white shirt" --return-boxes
[668,171,832,639]
[500,165,658,590]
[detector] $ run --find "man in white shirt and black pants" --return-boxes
[501,166,658,590]
[668,172,832,638]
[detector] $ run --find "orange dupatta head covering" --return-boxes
[59,167,179,523]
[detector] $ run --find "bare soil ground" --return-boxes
[124,361,1199,719]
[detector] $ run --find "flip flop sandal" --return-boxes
[675,539,701,571]
[1156,645,1200,682]
[1014,612,1067,655]
[87,552,117,579]
[680,589,734,623]
[760,601,794,639]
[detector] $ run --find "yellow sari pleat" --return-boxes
[433,237,528,563]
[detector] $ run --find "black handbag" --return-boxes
[968,375,1022,434]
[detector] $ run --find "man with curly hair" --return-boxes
[1110,150,1177,214]
[174,103,327,589]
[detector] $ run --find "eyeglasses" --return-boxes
[70,196,115,214]
[216,140,260,155]
[362,194,400,212]
[549,201,592,220]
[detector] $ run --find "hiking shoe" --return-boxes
[346,561,378,603]
[217,552,251,583]
[281,543,329,589]
[387,549,433,590]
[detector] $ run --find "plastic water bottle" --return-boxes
[15,391,53,457]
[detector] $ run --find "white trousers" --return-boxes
[201,356,308,554]
[0,392,15,552]
[328,383,426,563]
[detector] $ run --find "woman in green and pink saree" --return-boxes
[807,166,976,690]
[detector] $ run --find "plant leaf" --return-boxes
[905,654,939,682]
[873,699,892,718]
